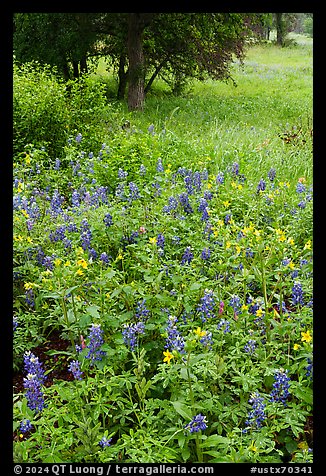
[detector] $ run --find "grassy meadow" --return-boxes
[13,34,313,464]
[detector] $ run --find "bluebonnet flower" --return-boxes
[164,315,185,353]
[50,189,64,215]
[244,339,257,355]
[306,357,313,380]
[296,182,306,193]
[232,162,239,176]
[163,195,179,214]
[42,255,55,271]
[128,182,140,202]
[68,360,83,380]
[122,322,145,351]
[100,252,110,265]
[185,414,208,433]
[24,287,35,307]
[257,178,266,193]
[135,299,150,321]
[157,233,165,250]
[13,316,19,331]
[184,175,194,195]
[229,294,241,317]
[49,225,66,243]
[85,324,106,365]
[298,200,306,209]
[118,168,128,180]
[197,289,215,322]
[201,247,211,261]
[270,369,290,405]
[216,172,224,185]
[243,392,266,432]
[268,167,276,181]
[292,281,305,306]
[20,419,33,433]
[140,164,147,176]
[75,133,82,143]
[23,352,46,413]
[199,330,213,350]
[103,213,113,227]
[181,246,194,265]
[224,213,232,225]
[80,219,92,251]
[54,158,61,170]
[23,373,45,413]
[156,158,164,172]
[217,319,230,334]
[23,351,46,383]
[178,192,193,214]
[99,436,113,448]
[204,190,213,200]
[193,171,202,191]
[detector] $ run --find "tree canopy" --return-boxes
[13,12,269,110]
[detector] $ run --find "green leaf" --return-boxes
[200,435,231,448]
[171,401,193,420]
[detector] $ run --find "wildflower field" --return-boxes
[13,36,313,463]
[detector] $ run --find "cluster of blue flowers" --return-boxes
[68,360,83,380]
[23,351,46,413]
[243,392,266,432]
[20,419,33,433]
[270,368,290,405]
[85,324,106,365]
[185,414,208,433]
[197,290,215,322]
[216,318,231,334]
[164,315,185,353]
[181,246,194,265]
[291,281,305,306]
[122,322,145,351]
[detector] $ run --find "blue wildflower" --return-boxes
[99,436,113,448]
[185,414,208,433]
[270,369,290,405]
[292,281,305,306]
[181,246,194,265]
[20,419,33,433]
[217,318,230,334]
[197,290,215,322]
[164,315,185,353]
[68,360,83,380]
[244,339,257,355]
[85,324,106,365]
[257,178,266,193]
[243,392,266,432]
[122,322,145,351]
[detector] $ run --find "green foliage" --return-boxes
[13,38,313,464]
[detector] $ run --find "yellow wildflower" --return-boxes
[149,237,157,245]
[301,330,312,343]
[163,350,174,364]
[77,258,88,269]
[75,269,84,276]
[304,240,312,250]
[293,343,301,350]
[194,327,206,338]
[255,308,264,317]
[54,258,62,267]
[223,200,230,208]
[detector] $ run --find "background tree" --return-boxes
[13,12,263,110]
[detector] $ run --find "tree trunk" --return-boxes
[275,13,285,46]
[117,53,128,100]
[72,60,79,79]
[80,56,88,75]
[127,13,146,111]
